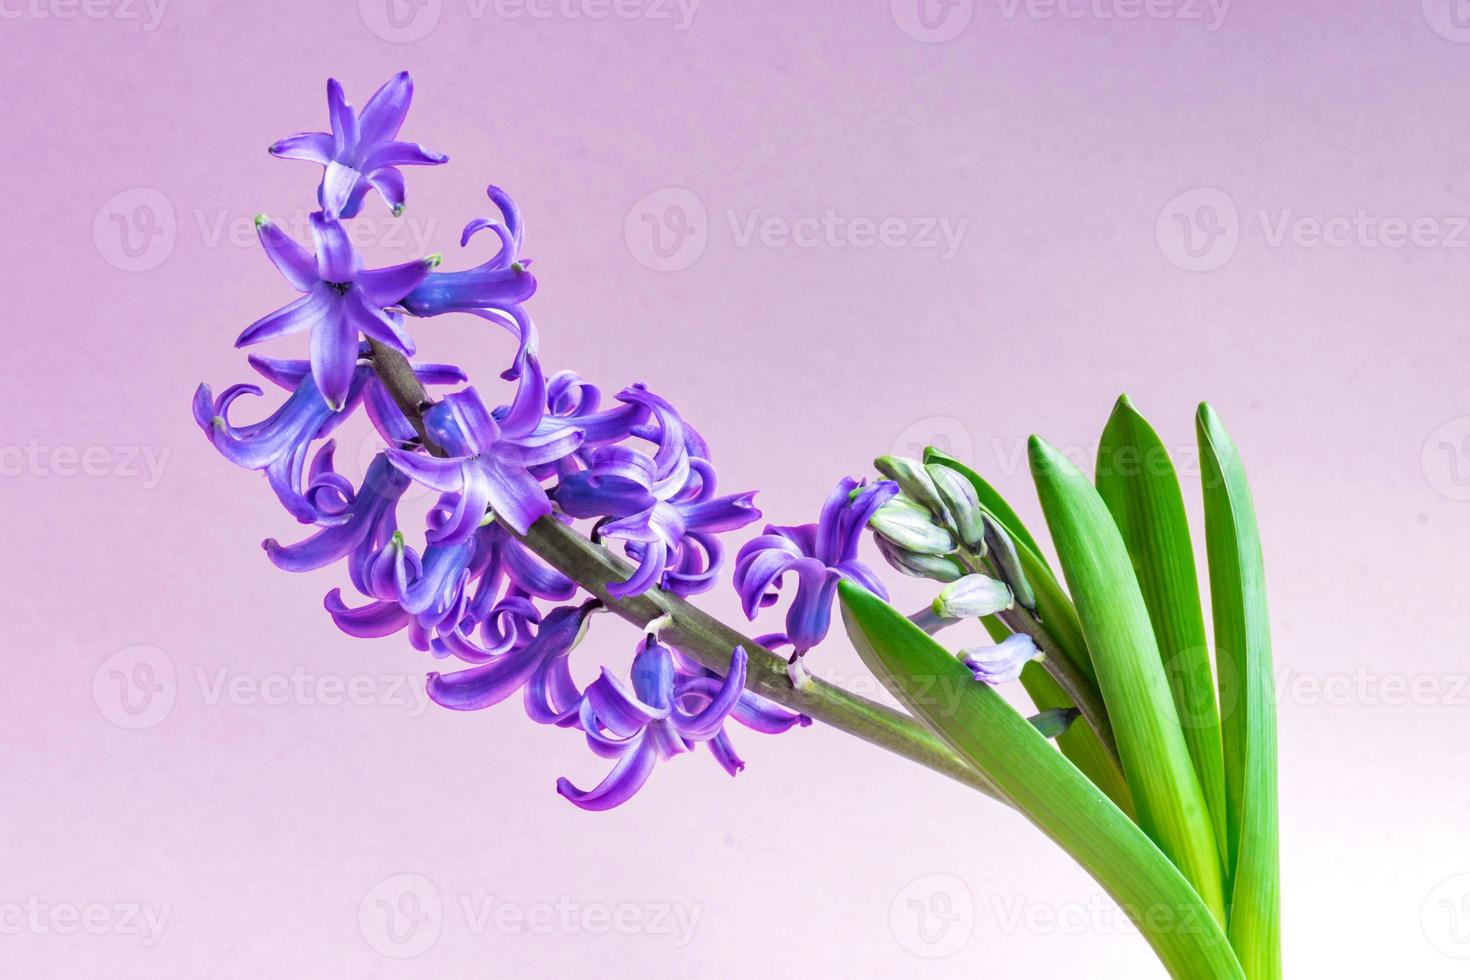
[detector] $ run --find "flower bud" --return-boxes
[926,464,985,551]
[959,633,1039,685]
[874,455,949,522]
[982,514,1036,613]
[1027,706,1081,740]
[933,574,1013,620]
[875,537,966,582]
[869,495,954,556]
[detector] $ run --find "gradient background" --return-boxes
[4,0,1469,976]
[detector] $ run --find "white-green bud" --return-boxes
[926,464,985,551]
[875,537,966,582]
[869,495,955,556]
[874,455,950,522]
[982,514,1036,613]
[933,574,1013,620]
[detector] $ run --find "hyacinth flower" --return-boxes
[555,388,760,598]
[199,76,1281,978]
[959,633,1041,685]
[386,357,583,540]
[269,72,448,219]
[732,476,897,684]
[236,212,439,410]
[401,186,539,379]
[556,640,749,811]
[192,359,370,523]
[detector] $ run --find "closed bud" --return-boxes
[927,464,985,551]
[933,574,1013,619]
[869,495,955,556]
[874,455,949,522]
[1027,706,1081,740]
[982,514,1036,613]
[875,537,966,582]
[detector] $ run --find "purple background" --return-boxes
[5,0,1469,975]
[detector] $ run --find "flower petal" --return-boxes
[235,287,335,348]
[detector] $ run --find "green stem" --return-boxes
[365,339,1006,802]
[957,547,1121,769]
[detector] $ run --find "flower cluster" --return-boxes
[195,73,801,809]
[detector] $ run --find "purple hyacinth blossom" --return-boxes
[427,603,595,713]
[192,360,371,523]
[236,212,438,411]
[401,186,538,380]
[555,385,759,598]
[269,72,448,219]
[959,633,1040,685]
[556,641,749,811]
[386,357,583,540]
[733,477,898,676]
[262,452,411,573]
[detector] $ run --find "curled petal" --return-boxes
[556,736,658,811]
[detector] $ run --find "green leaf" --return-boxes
[925,449,1131,813]
[1096,395,1228,859]
[1197,404,1281,978]
[838,581,1243,979]
[1029,436,1226,926]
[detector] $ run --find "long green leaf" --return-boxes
[1029,436,1226,925]
[926,448,1132,813]
[1197,405,1280,978]
[1096,395,1228,858]
[838,581,1243,980]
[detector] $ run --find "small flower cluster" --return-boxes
[194,73,805,809]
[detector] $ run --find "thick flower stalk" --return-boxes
[198,73,1279,979]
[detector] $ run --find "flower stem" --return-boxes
[957,547,1122,770]
[366,340,1007,802]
